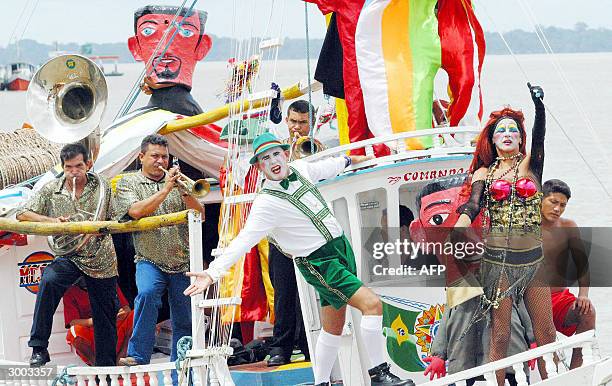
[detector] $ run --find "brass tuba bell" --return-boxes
[290,135,326,161]
[26,54,108,161]
[26,55,109,256]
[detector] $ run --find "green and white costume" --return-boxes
[206,157,363,309]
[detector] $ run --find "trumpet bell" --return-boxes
[26,54,108,143]
[291,135,326,160]
[191,179,211,198]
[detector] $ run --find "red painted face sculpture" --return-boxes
[128,5,212,89]
[410,186,464,246]
[409,177,484,249]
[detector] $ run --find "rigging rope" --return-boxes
[475,0,612,199]
[515,0,609,164]
[215,0,284,349]
[6,0,31,47]
[304,2,316,154]
[51,365,77,386]
[18,0,41,44]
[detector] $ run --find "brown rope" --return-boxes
[0,128,63,189]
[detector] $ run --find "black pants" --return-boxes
[29,257,118,366]
[268,244,309,358]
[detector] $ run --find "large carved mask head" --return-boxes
[128,5,212,89]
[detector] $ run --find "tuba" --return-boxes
[290,135,326,161]
[26,55,109,255]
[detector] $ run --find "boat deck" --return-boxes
[230,359,314,385]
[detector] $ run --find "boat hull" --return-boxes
[7,77,29,91]
[297,155,472,385]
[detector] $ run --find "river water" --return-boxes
[1,53,611,354]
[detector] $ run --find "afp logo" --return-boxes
[18,252,54,294]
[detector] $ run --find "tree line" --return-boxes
[1,24,611,66]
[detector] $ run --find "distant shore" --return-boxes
[2,24,612,66]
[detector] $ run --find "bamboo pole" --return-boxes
[0,210,190,236]
[159,81,318,135]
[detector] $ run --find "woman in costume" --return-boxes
[454,83,556,385]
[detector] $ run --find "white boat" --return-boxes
[0,65,8,90]
[5,62,36,91]
[2,126,611,385]
[0,2,610,385]
[89,56,123,77]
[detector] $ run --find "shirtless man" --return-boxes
[541,179,595,369]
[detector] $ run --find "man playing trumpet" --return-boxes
[114,134,204,366]
[16,143,119,367]
[279,100,327,161]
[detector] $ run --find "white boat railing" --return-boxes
[64,358,207,386]
[418,330,600,386]
[220,126,480,206]
[307,126,480,163]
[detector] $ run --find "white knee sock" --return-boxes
[361,315,386,369]
[314,329,342,384]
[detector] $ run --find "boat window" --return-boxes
[331,198,351,241]
[357,188,390,285]
[359,184,445,288]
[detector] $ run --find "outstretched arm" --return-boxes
[527,83,546,183]
[184,197,276,295]
[306,154,373,182]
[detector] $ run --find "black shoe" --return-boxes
[368,362,414,386]
[267,354,290,367]
[29,348,50,367]
[314,383,330,386]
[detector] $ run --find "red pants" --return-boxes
[66,310,134,365]
[551,289,578,337]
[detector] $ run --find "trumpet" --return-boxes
[159,166,210,198]
[290,134,326,161]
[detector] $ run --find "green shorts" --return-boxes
[294,235,363,309]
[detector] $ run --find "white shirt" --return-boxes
[206,157,346,282]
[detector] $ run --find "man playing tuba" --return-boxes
[16,143,119,367]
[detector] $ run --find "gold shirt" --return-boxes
[16,174,117,279]
[114,172,189,273]
[487,192,543,239]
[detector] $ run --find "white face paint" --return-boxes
[492,118,521,154]
[257,147,289,181]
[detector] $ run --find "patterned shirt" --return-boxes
[16,174,117,279]
[114,172,189,273]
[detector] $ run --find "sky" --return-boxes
[1,0,612,46]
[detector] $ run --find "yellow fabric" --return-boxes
[218,171,273,324]
[336,99,350,150]
[110,172,136,194]
[219,191,245,323]
[257,238,275,324]
[382,0,422,150]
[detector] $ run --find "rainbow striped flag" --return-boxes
[355,0,441,150]
[355,0,485,149]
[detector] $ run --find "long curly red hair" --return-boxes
[469,107,527,174]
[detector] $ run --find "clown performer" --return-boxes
[184,133,413,386]
[410,175,535,383]
[453,83,556,385]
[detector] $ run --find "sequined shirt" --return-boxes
[487,192,543,239]
[16,174,117,279]
[114,172,189,273]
